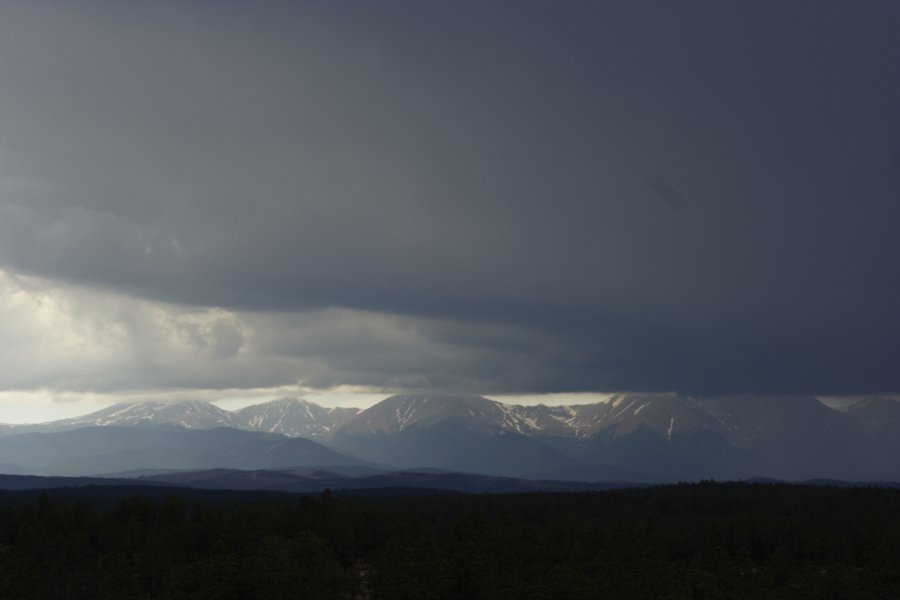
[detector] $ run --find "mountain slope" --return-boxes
[0,398,359,440]
[843,397,900,429]
[330,393,900,483]
[537,394,733,440]
[0,427,368,476]
[60,400,238,430]
[330,394,625,480]
[233,397,359,440]
[3,394,899,483]
[0,401,238,435]
[526,394,754,481]
[337,394,543,436]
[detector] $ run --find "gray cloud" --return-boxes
[644,174,687,211]
[0,1,898,397]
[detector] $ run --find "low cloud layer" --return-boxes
[0,1,898,404]
[0,269,594,396]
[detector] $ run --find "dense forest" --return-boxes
[0,482,899,599]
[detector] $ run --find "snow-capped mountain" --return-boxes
[330,393,900,482]
[4,400,239,434]
[336,393,734,441]
[330,394,587,480]
[514,394,733,440]
[338,394,542,436]
[233,397,360,440]
[326,393,738,480]
[2,393,899,483]
[0,398,356,439]
[68,400,238,429]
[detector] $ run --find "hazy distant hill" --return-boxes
[0,426,367,476]
[139,467,637,495]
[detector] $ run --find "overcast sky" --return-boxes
[1,1,898,422]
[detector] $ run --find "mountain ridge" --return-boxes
[2,394,899,483]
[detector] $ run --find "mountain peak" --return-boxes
[233,398,360,440]
[343,393,537,436]
[55,400,236,430]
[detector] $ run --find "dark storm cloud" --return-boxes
[644,174,687,211]
[0,0,898,396]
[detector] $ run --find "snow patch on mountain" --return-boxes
[233,398,360,440]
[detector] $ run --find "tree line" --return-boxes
[0,481,899,598]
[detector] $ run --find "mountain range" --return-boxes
[1,393,899,484]
[0,398,360,440]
